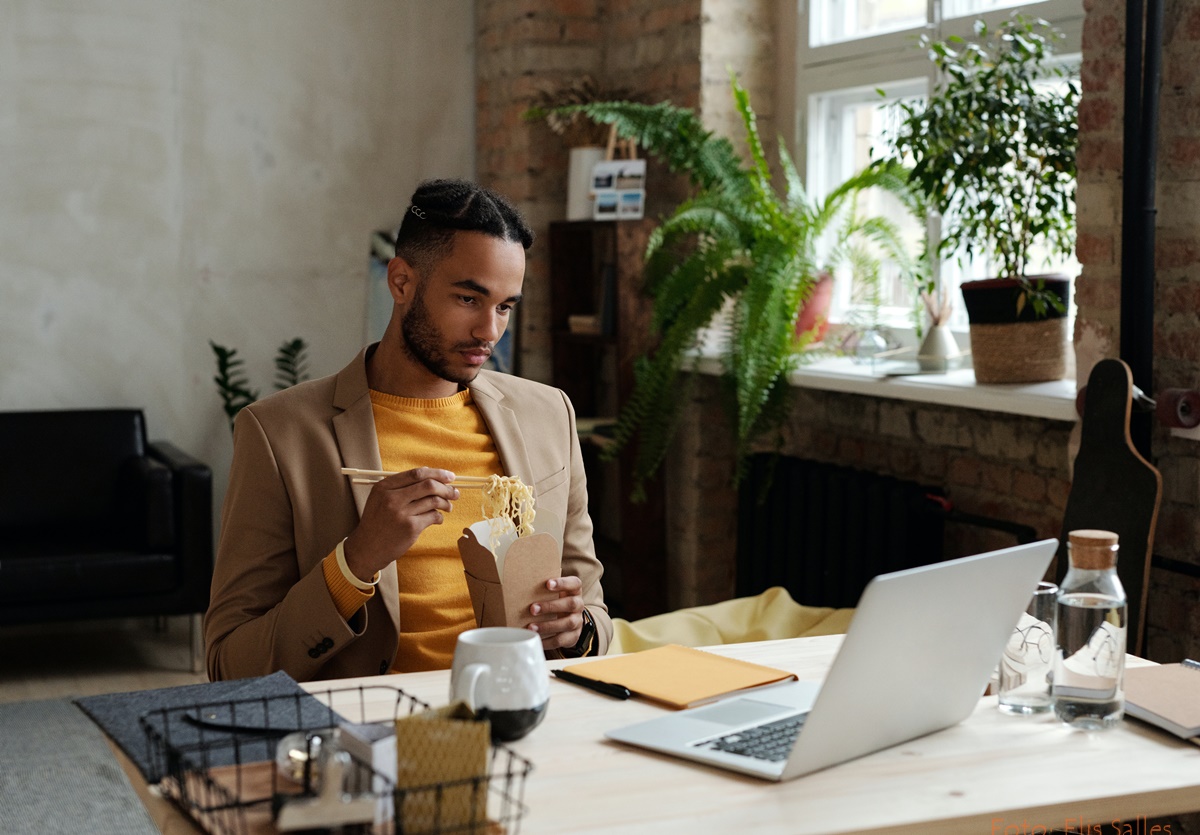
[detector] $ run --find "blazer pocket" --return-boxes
[533,466,568,499]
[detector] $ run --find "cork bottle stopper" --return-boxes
[1068,529,1119,570]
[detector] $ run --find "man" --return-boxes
[206,178,611,682]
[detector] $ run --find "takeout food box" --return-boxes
[458,510,562,629]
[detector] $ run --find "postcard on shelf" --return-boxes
[1124,663,1200,741]
[561,643,798,710]
[458,509,561,629]
[591,159,646,221]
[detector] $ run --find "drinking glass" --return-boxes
[998,581,1058,714]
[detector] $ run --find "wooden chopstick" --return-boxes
[349,476,485,488]
[341,467,495,485]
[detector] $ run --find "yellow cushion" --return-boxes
[608,587,855,654]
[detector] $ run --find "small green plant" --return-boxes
[210,338,310,433]
[881,14,1078,317]
[274,338,310,389]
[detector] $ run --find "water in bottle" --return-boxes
[1052,530,1126,730]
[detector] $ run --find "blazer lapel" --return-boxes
[470,373,534,486]
[330,347,400,625]
[332,347,383,518]
[333,401,379,517]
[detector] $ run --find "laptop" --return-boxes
[605,538,1057,781]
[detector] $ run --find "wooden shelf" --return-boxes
[575,416,618,451]
[553,330,616,345]
[549,220,667,620]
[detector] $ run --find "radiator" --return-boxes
[736,455,949,609]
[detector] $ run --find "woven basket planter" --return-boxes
[961,275,1071,385]
[968,318,1068,383]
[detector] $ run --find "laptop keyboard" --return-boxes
[697,714,807,762]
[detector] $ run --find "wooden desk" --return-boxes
[118,636,1199,834]
[305,636,1200,835]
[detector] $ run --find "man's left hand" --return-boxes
[527,576,584,651]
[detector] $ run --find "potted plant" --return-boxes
[825,190,934,358]
[210,338,310,433]
[881,14,1079,384]
[552,75,927,497]
[528,76,635,220]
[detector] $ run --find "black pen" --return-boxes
[552,667,633,700]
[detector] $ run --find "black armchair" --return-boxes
[0,409,213,667]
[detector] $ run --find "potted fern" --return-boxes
[881,14,1079,384]
[553,75,926,497]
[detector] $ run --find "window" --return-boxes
[796,0,1084,334]
[811,0,925,45]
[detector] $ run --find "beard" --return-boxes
[401,286,491,387]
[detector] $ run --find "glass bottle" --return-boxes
[1052,529,1127,730]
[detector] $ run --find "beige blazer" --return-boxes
[205,345,612,682]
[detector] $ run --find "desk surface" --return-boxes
[303,636,1200,835]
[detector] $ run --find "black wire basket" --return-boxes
[139,685,532,835]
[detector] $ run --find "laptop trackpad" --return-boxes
[695,698,797,728]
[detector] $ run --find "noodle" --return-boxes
[480,475,535,546]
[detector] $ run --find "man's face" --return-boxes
[397,231,525,388]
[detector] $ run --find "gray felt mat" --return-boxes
[0,698,158,835]
[75,670,332,782]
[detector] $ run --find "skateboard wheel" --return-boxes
[1075,386,1087,418]
[1156,388,1200,429]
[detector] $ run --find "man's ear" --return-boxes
[386,256,419,305]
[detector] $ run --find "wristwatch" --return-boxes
[562,609,597,658]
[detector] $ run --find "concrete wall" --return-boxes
[0,0,475,515]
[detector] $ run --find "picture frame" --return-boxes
[591,159,646,221]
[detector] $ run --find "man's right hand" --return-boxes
[341,467,459,581]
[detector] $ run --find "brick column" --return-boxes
[1076,0,1200,663]
[475,0,713,382]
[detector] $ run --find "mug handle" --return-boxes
[451,662,489,711]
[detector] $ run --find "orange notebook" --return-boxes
[561,644,798,710]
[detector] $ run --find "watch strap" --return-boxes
[563,608,597,658]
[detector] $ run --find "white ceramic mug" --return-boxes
[449,627,549,741]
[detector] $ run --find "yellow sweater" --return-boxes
[321,388,503,672]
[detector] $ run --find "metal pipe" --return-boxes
[1119,0,1162,459]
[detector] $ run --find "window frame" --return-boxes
[788,0,1085,338]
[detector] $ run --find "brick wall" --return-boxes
[1160,0,1200,660]
[475,0,776,381]
[664,375,1075,609]
[476,0,702,382]
[475,0,605,382]
[1074,0,1200,663]
[475,0,1200,662]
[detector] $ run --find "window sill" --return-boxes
[684,353,1079,423]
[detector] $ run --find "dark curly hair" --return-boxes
[394,178,534,275]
